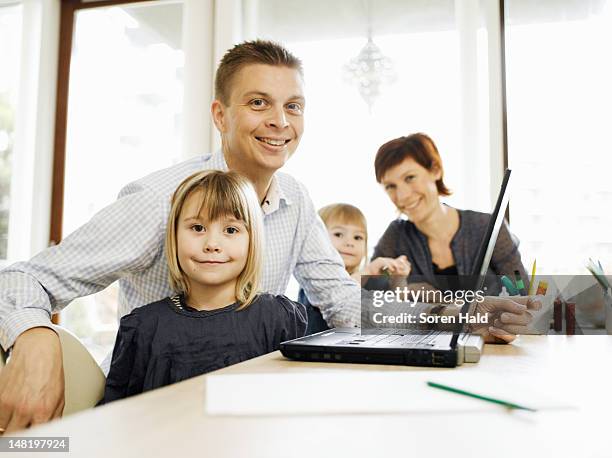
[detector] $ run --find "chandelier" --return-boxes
[343,33,397,111]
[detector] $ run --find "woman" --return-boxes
[372,133,527,294]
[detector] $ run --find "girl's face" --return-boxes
[177,191,249,292]
[326,221,366,274]
[380,157,441,224]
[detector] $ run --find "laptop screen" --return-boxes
[450,169,512,346]
[471,169,512,286]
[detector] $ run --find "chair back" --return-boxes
[52,325,106,415]
[0,326,106,416]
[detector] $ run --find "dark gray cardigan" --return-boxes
[371,209,528,295]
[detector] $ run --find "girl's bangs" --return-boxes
[327,207,366,231]
[193,178,250,226]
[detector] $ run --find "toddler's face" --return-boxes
[177,191,249,290]
[326,222,366,273]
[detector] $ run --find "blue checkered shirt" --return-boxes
[0,152,362,353]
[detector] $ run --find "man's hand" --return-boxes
[471,295,542,344]
[0,327,65,433]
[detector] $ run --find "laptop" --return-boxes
[281,169,513,368]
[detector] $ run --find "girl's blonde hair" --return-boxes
[165,170,263,309]
[318,203,368,273]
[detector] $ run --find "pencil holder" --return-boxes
[605,288,612,335]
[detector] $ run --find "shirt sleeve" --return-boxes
[491,220,528,282]
[371,221,401,261]
[100,310,150,404]
[0,183,166,351]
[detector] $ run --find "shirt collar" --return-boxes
[210,150,292,216]
[261,174,294,215]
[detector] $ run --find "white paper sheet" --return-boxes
[205,370,574,416]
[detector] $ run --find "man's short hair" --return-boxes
[214,39,303,105]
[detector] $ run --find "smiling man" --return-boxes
[212,58,305,196]
[212,65,303,199]
[0,40,536,432]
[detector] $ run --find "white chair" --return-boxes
[0,325,106,416]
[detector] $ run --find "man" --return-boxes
[0,40,536,432]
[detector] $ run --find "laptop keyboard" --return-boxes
[337,330,442,347]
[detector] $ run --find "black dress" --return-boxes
[101,293,307,403]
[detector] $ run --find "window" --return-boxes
[505,0,612,274]
[60,1,184,362]
[253,0,493,248]
[0,3,22,263]
[252,0,493,297]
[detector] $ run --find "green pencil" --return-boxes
[426,381,538,412]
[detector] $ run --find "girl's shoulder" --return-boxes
[247,294,307,336]
[120,297,177,327]
[250,293,302,311]
[246,294,306,322]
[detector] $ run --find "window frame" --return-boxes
[49,0,165,325]
[50,0,157,247]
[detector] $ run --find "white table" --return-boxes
[8,335,612,457]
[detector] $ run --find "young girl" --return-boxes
[299,203,411,334]
[102,171,307,403]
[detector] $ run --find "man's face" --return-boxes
[212,64,305,176]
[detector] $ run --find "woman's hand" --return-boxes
[364,256,411,277]
[470,295,542,343]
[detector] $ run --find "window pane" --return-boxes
[254,0,494,245]
[61,2,184,362]
[0,3,22,262]
[505,0,612,274]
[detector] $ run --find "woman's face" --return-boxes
[380,157,441,223]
